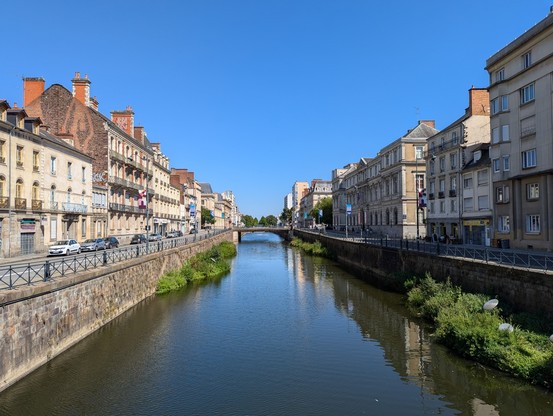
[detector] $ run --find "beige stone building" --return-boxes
[425,88,490,242]
[0,101,93,257]
[151,143,180,235]
[331,163,358,230]
[291,181,308,227]
[485,9,553,250]
[299,179,332,228]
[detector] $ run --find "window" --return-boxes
[501,95,509,112]
[463,176,473,189]
[430,160,435,175]
[429,180,435,194]
[493,158,500,173]
[0,176,5,197]
[16,146,23,167]
[51,157,57,175]
[33,151,40,171]
[495,68,505,82]
[477,170,488,185]
[478,195,489,210]
[440,201,445,213]
[415,146,424,160]
[450,153,457,169]
[0,140,5,163]
[450,176,457,191]
[452,131,458,145]
[439,178,445,192]
[429,202,434,214]
[522,51,532,69]
[501,124,510,141]
[521,83,535,104]
[503,155,510,171]
[492,127,499,144]
[67,162,73,179]
[491,98,499,115]
[526,214,540,233]
[82,167,86,183]
[498,216,510,232]
[496,185,510,203]
[439,157,445,172]
[527,183,539,200]
[15,179,23,199]
[522,149,537,168]
[32,182,40,201]
[451,199,457,212]
[463,197,474,212]
[415,174,424,192]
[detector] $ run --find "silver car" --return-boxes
[80,238,107,252]
[48,239,81,256]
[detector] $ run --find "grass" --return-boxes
[289,237,334,258]
[156,241,237,294]
[406,274,553,389]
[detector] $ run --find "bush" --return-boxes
[290,238,333,258]
[156,241,236,294]
[406,274,553,389]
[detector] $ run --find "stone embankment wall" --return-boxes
[0,232,233,392]
[295,230,553,320]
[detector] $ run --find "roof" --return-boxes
[404,122,439,139]
[199,182,213,194]
[463,143,490,171]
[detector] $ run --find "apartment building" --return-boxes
[359,121,437,239]
[485,9,553,250]
[0,101,93,257]
[151,143,180,235]
[170,168,202,233]
[299,179,332,228]
[461,144,493,246]
[331,163,358,230]
[23,74,155,242]
[425,88,490,242]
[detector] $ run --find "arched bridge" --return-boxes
[233,227,292,242]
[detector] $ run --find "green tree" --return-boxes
[265,215,278,226]
[280,208,293,226]
[310,197,332,225]
[259,216,268,226]
[201,207,215,226]
[241,215,258,227]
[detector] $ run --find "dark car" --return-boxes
[104,236,120,249]
[130,234,147,244]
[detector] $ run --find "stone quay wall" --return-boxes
[0,231,233,392]
[295,230,553,320]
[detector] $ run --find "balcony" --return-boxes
[32,199,43,210]
[15,198,27,209]
[428,193,435,200]
[449,189,457,197]
[110,150,126,163]
[0,156,5,164]
[109,202,152,215]
[0,196,8,208]
[16,161,23,168]
[62,202,88,214]
[49,201,59,211]
[438,191,445,199]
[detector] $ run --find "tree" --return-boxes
[280,208,293,226]
[241,215,258,227]
[201,207,215,226]
[310,197,332,225]
[265,215,278,226]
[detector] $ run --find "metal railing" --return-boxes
[0,229,227,291]
[302,228,553,273]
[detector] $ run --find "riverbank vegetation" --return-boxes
[156,241,237,294]
[289,237,334,258]
[406,274,553,389]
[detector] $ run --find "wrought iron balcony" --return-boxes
[438,191,445,199]
[449,189,457,197]
[62,202,88,214]
[49,201,59,211]
[0,196,9,208]
[428,193,435,200]
[15,198,27,209]
[32,199,43,210]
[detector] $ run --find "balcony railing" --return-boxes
[449,189,457,197]
[15,198,27,209]
[16,161,23,168]
[109,203,152,215]
[438,191,445,199]
[428,193,435,200]
[49,201,59,211]
[32,199,43,210]
[0,197,8,208]
[62,202,87,214]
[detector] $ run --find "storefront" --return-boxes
[463,219,491,246]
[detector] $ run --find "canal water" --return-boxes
[1,233,552,415]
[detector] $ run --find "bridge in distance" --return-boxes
[233,227,291,242]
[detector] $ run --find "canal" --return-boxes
[1,233,551,415]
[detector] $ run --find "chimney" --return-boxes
[90,96,99,111]
[134,126,145,144]
[467,86,490,116]
[419,120,435,129]
[111,106,134,136]
[72,72,91,107]
[23,77,45,107]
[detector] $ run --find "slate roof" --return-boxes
[404,122,439,139]
[199,182,213,194]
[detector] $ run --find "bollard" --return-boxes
[103,250,108,265]
[44,260,50,281]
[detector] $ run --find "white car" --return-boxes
[48,239,81,256]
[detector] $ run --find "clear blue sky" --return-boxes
[1,1,551,218]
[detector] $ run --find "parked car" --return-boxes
[48,239,81,256]
[148,233,162,242]
[166,231,177,238]
[104,236,120,249]
[130,234,147,244]
[80,238,107,252]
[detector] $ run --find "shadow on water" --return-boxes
[1,232,552,415]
